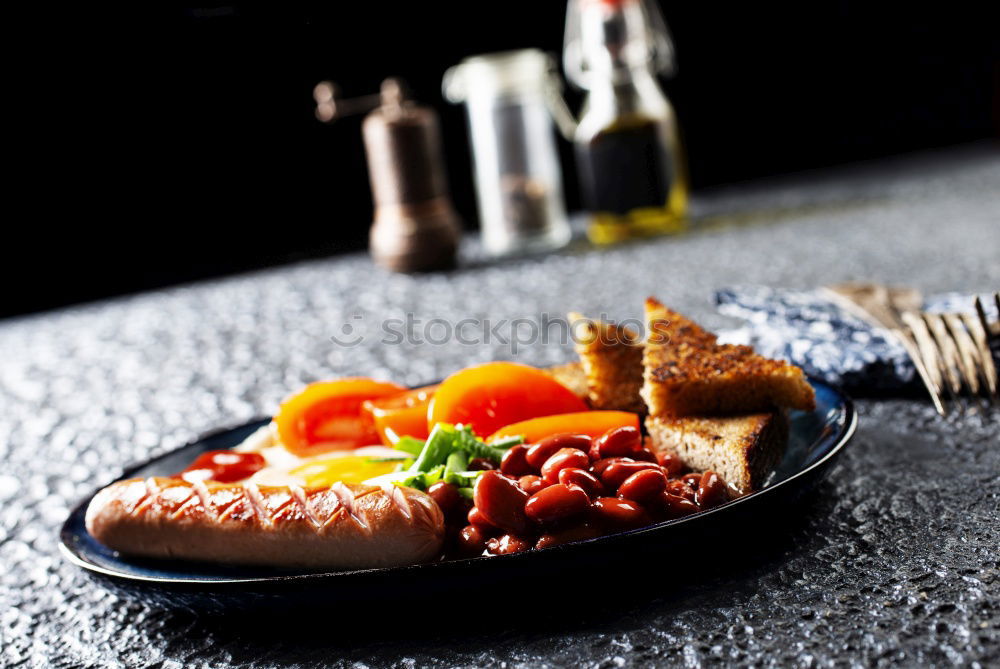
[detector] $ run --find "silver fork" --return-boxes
[823,285,999,416]
[904,295,999,410]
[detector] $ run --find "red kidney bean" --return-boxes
[518,474,548,496]
[500,445,532,477]
[588,497,650,529]
[541,448,590,483]
[457,524,489,555]
[695,471,729,509]
[468,457,497,471]
[599,460,662,492]
[589,426,642,460]
[473,471,530,534]
[526,434,592,469]
[657,451,684,476]
[486,534,534,556]
[467,506,499,533]
[658,492,700,518]
[682,473,702,489]
[557,468,604,498]
[665,479,697,502]
[632,448,659,463]
[427,481,462,517]
[617,468,668,502]
[524,484,591,524]
[590,456,632,477]
[535,522,603,549]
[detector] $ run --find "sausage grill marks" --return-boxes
[85,477,445,568]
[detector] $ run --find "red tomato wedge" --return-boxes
[362,385,437,446]
[274,378,406,456]
[178,450,266,484]
[428,362,588,437]
[487,411,640,444]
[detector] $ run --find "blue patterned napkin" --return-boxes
[714,286,999,393]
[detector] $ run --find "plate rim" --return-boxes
[59,376,857,587]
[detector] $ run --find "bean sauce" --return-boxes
[455,427,731,559]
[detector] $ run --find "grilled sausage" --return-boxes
[85,477,445,569]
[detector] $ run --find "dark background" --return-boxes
[10,1,998,319]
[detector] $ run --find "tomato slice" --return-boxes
[179,450,266,483]
[428,362,588,437]
[362,385,437,446]
[487,411,640,444]
[274,378,406,456]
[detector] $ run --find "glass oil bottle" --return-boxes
[564,0,688,244]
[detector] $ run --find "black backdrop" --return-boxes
[8,1,997,318]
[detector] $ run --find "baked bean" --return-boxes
[589,497,650,529]
[590,456,632,477]
[589,426,642,460]
[659,492,700,518]
[657,451,684,476]
[524,483,591,524]
[557,468,604,498]
[473,471,530,534]
[500,445,532,477]
[695,471,729,509]
[526,434,592,469]
[467,506,499,533]
[427,481,462,517]
[682,472,702,489]
[665,479,697,502]
[541,448,590,483]
[468,457,497,471]
[632,448,659,463]
[457,524,489,555]
[486,534,534,555]
[536,522,602,549]
[599,459,662,492]
[617,468,668,502]
[518,474,548,496]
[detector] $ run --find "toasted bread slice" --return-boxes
[543,362,590,403]
[641,298,815,417]
[569,312,646,414]
[645,410,788,495]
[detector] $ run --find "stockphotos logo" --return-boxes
[330,314,670,354]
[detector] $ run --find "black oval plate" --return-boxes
[60,378,856,611]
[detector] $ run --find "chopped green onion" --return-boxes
[443,469,485,487]
[490,435,525,449]
[410,424,455,473]
[446,449,469,472]
[452,424,522,462]
[395,436,427,456]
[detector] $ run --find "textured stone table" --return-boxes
[2,143,998,667]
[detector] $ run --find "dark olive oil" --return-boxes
[576,116,688,243]
[577,118,672,214]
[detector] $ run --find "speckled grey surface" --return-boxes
[1,144,998,667]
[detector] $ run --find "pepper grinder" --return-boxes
[314,78,462,272]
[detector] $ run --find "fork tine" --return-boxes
[978,294,1000,338]
[901,311,949,412]
[923,313,964,397]
[942,313,982,397]
[994,293,1000,335]
[963,309,999,404]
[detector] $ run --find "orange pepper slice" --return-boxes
[362,385,437,446]
[428,362,588,437]
[274,378,406,456]
[487,410,640,444]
